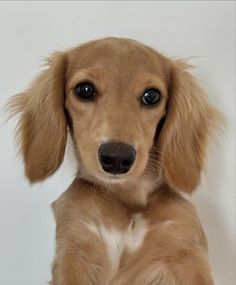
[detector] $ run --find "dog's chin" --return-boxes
[95,174,131,185]
[83,170,136,187]
[77,161,143,187]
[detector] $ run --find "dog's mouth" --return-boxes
[95,174,130,185]
[77,141,148,186]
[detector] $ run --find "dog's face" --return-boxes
[9,38,220,196]
[65,39,169,184]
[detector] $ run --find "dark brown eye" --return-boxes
[74,82,95,101]
[142,89,161,106]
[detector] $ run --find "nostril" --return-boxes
[121,159,132,167]
[100,155,113,167]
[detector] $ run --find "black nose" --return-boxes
[98,143,136,174]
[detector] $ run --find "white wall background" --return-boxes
[0,1,235,284]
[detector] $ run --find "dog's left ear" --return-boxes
[8,52,67,183]
[158,60,222,193]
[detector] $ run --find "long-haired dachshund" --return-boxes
[9,38,221,284]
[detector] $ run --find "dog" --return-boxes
[9,38,221,284]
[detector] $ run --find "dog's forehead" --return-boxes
[67,38,170,80]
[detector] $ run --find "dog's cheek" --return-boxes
[75,132,102,174]
[131,142,149,176]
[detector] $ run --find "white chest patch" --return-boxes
[126,213,148,252]
[85,221,126,273]
[84,214,148,273]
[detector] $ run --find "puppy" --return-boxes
[9,38,221,284]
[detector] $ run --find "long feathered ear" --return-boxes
[8,52,67,183]
[158,60,222,193]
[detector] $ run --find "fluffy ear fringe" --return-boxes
[158,60,223,193]
[6,52,68,183]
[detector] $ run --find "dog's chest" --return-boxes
[85,213,148,272]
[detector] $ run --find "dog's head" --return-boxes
[9,38,220,194]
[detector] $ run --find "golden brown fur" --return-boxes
[8,38,221,284]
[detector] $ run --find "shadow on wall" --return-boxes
[194,194,235,285]
[192,134,235,285]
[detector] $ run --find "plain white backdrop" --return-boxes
[0,1,235,285]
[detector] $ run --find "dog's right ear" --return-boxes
[7,52,67,183]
